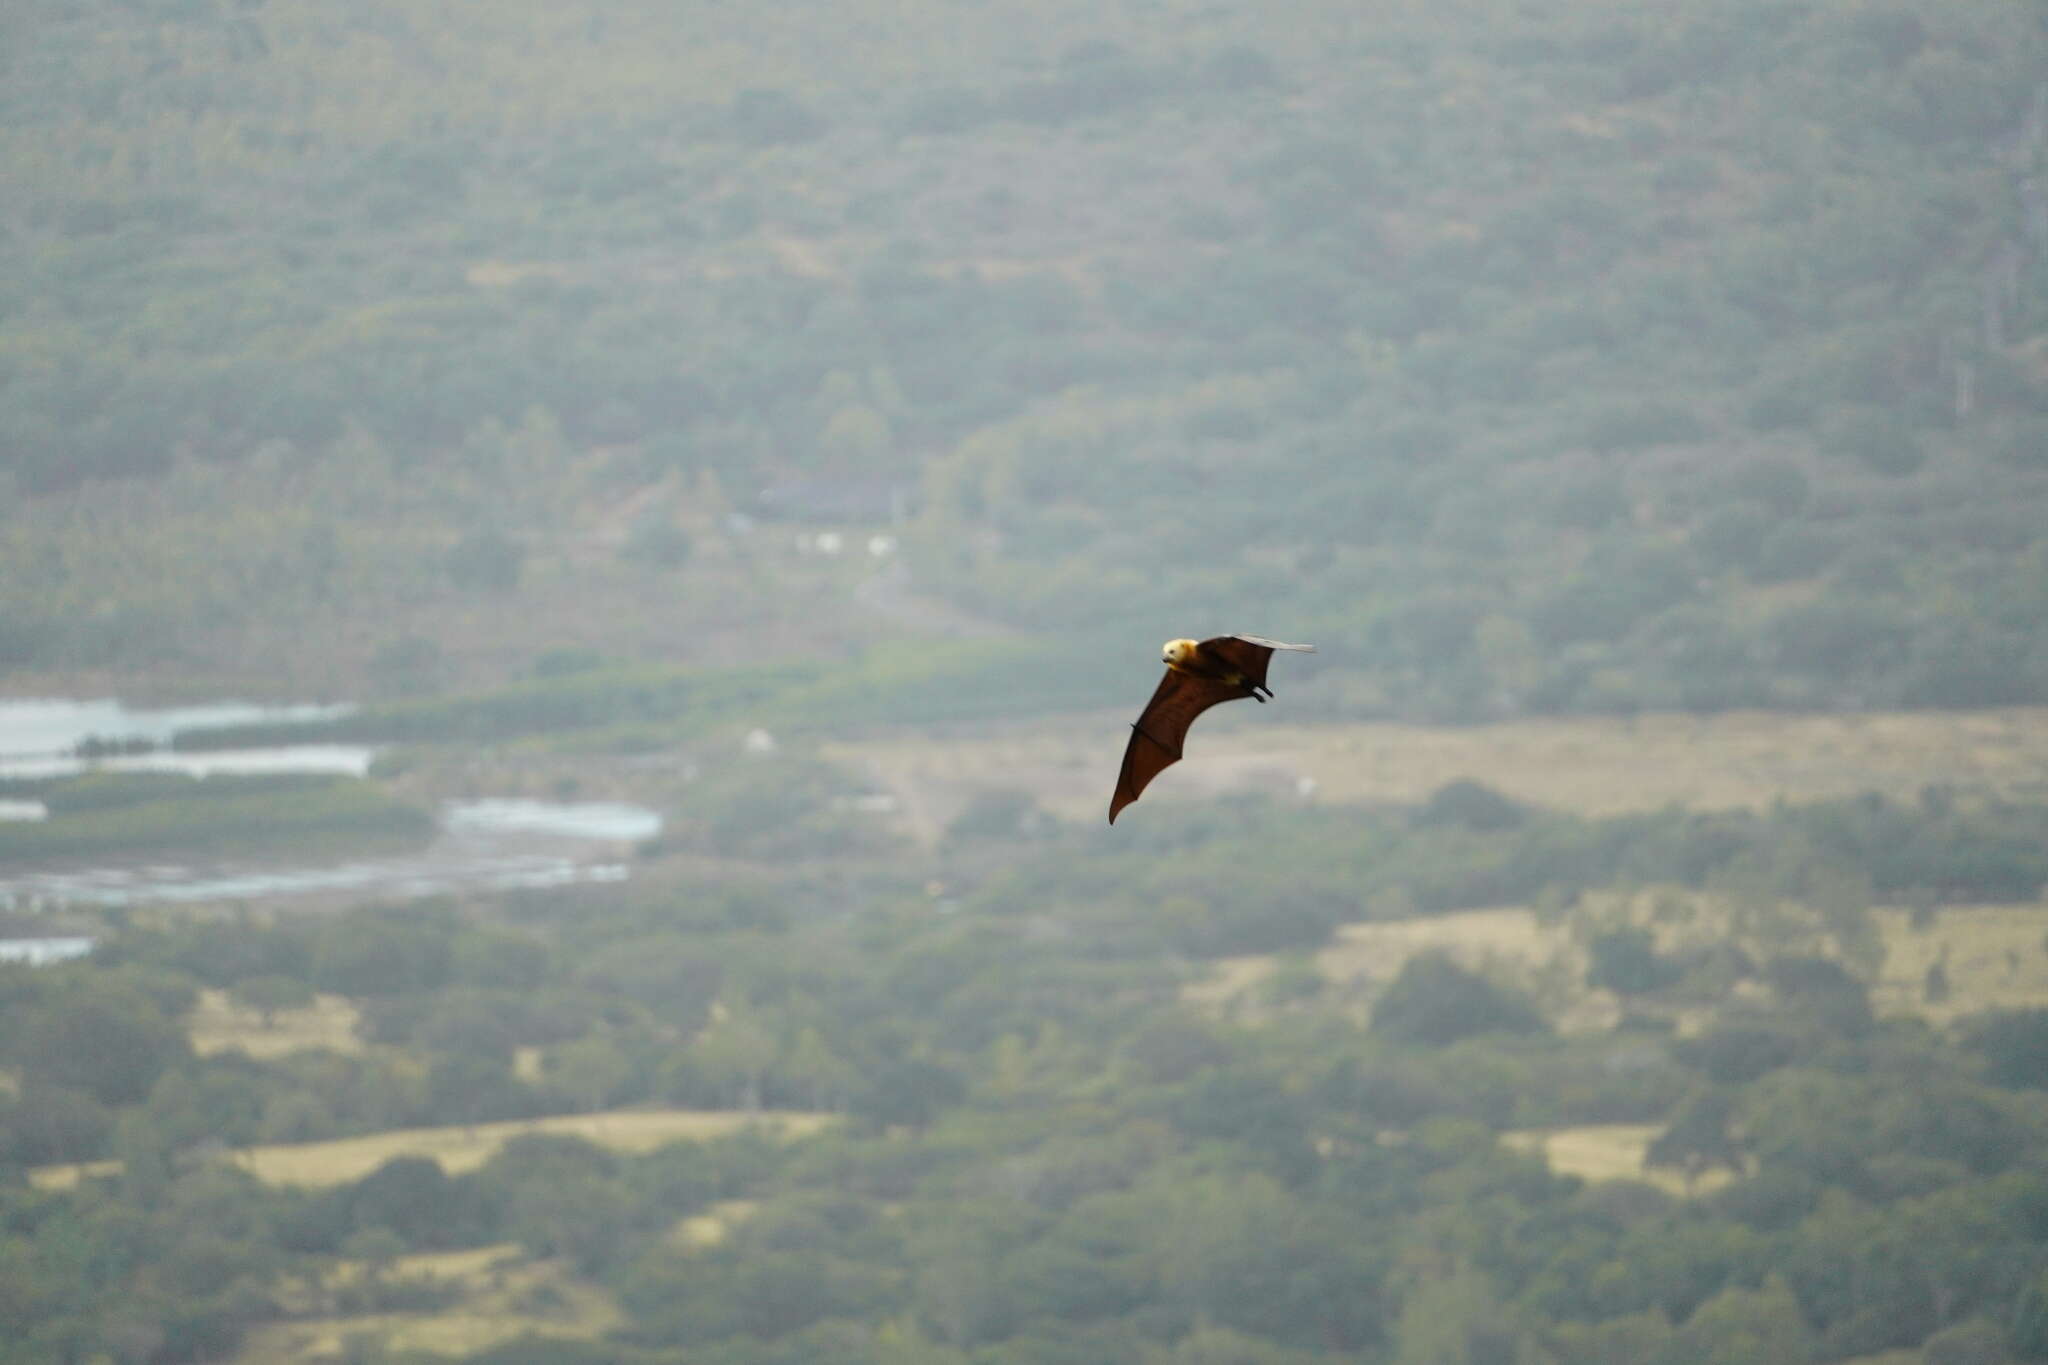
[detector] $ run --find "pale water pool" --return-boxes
[0,699,659,910]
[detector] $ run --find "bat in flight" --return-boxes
[1109,634,1315,823]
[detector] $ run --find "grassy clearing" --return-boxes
[187,988,364,1059]
[834,706,2048,838]
[1190,895,2048,1029]
[1499,1125,1732,1198]
[31,1108,835,1191]
[0,775,433,861]
[28,1160,119,1191]
[238,1242,621,1364]
[668,1198,761,1249]
[1869,904,2048,1024]
[230,1109,835,1187]
[1185,906,1614,1032]
[1198,892,2048,1197]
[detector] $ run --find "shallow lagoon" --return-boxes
[0,698,659,908]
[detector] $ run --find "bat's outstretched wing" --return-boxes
[1109,669,1249,823]
[1201,635,1316,693]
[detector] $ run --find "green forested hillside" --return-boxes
[10,789,2048,1364]
[12,6,2048,1364]
[4,0,2046,713]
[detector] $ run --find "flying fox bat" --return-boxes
[1109,634,1315,824]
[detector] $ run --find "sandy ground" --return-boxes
[831,706,2048,841]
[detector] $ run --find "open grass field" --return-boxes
[1185,905,1621,1030]
[237,1242,621,1364]
[669,1197,761,1249]
[187,988,364,1059]
[230,1109,835,1187]
[1193,892,2048,1199]
[234,1203,770,1362]
[27,1159,120,1191]
[31,1107,834,1191]
[1498,1124,1735,1198]
[832,706,2048,839]
[1188,896,2048,1029]
[1869,904,2048,1024]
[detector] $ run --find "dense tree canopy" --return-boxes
[0,0,2043,715]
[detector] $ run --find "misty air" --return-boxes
[4,1,2048,1362]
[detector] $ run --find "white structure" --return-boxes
[0,937,94,966]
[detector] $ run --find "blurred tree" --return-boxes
[228,974,314,1028]
[367,635,447,698]
[854,1058,966,1131]
[1671,1274,1817,1365]
[692,997,778,1112]
[0,1082,113,1164]
[1372,952,1547,1046]
[1645,1088,1748,1194]
[1961,1009,2048,1090]
[446,528,526,593]
[313,914,452,998]
[347,1156,473,1249]
[730,88,826,145]
[1160,1172,1384,1350]
[1390,1265,1526,1365]
[10,987,189,1107]
[1586,927,1681,996]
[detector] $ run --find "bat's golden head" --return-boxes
[1162,638,1198,667]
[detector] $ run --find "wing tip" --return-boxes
[1230,634,1316,652]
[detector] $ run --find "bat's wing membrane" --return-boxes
[1109,669,1245,823]
[1201,635,1316,691]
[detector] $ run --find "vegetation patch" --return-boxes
[187,988,364,1060]
[30,1108,832,1190]
[1500,1124,1735,1198]
[837,706,2048,833]
[25,1159,119,1191]
[236,1243,622,1364]
[170,637,1130,756]
[1869,905,2048,1024]
[230,1109,833,1187]
[0,774,432,861]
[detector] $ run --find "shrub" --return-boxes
[1413,779,1527,832]
[730,88,826,145]
[1580,400,1708,451]
[1961,1009,2048,1090]
[446,528,526,592]
[624,518,694,569]
[1587,928,1682,996]
[1371,952,1547,1045]
[1822,409,1926,475]
[1749,523,1840,583]
[1201,45,1284,93]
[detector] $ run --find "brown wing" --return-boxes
[1199,635,1316,692]
[1109,668,1251,823]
